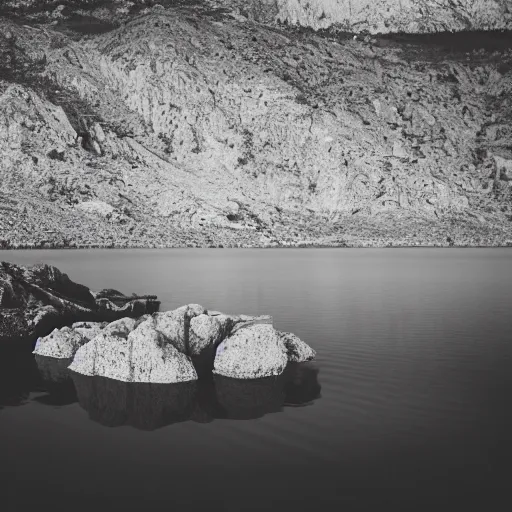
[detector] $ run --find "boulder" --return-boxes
[0,262,160,352]
[213,324,288,379]
[153,303,206,353]
[102,317,137,339]
[33,326,86,359]
[278,331,316,362]
[68,319,198,384]
[129,319,198,383]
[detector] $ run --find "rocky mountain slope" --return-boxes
[224,0,512,34]
[1,2,512,247]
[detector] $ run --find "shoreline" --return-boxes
[1,243,511,250]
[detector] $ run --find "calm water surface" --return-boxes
[1,249,511,509]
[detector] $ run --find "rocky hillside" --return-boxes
[1,2,512,247]
[219,0,512,34]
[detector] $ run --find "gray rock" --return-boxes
[153,304,206,353]
[68,319,198,384]
[102,317,137,339]
[71,321,104,341]
[33,326,86,359]
[278,331,316,362]
[213,324,288,379]
[189,313,232,357]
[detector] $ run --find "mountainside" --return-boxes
[220,0,512,34]
[1,2,512,247]
[4,1,512,33]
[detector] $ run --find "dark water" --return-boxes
[1,249,511,509]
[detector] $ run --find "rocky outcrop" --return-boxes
[221,0,512,34]
[0,262,160,351]
[23,295,316,382]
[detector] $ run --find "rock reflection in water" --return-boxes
[71,373,198,430]
[68,362,321,429]
[0,351,44,408]
[33,354,78,405]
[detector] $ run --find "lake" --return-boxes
[1,248,511,509]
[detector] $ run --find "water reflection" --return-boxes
[33,355,78,406]
[0,351,44,408]
[1,353,321,428]
[70,362,321,430]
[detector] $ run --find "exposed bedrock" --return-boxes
[0,262,160,351]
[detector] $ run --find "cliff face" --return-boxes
[221,0,512,34]
[1,4,512,247]
[4,0,512,33]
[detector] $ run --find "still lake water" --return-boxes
[1,248,511,509]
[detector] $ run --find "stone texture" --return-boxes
[213,324,289,379]
[33,326,86,359]
[0,6,511,249]
[71,321,105,341]
[278,331,316,362]
[102,317,137,339]
[153,304,207,353]
[68,319,198,383]
[221,0,512,34]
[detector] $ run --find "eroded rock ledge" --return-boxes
[34,305,316,381]
[0,262,159,351]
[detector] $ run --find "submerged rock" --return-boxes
[213,324,289,379]
[153,304,206,353]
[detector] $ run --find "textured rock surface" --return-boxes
[219,0,512,33]
[72,321,106,340]
[213,324,289,378]
[68,320,199,383]
[0,261,159,351]
[279,331,316,362]
[153,304,206,353]
[102,316,137,338]
[0,5,511,248]
[33,326,86,358]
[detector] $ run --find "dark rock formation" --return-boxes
[0,262,160,352]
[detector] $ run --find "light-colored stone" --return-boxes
[33,326,86,359]
[71,321,104,341]
[278,331,316,362]
[189,313,232,357]
[128,318,198,383]
[69,320,198,383]
[213,324,288,379]
[153,304,206,353]
[102,317,137,339]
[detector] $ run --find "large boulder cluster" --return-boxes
[34,305,316,382]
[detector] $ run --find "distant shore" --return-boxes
[1,241,511,250]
